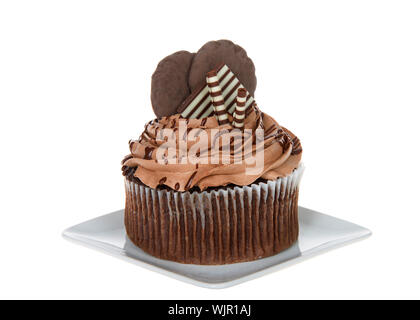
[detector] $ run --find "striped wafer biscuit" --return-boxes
[178,64,255,119]
[233,88,247,128]
[206,70,229,125]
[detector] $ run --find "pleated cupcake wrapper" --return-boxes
[124,164,304,265]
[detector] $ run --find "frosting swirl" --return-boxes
[122,106,302,191]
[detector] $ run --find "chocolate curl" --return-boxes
[206,70,229,125]
[232,88,247,128]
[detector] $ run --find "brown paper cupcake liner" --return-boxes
[124,164,304,265]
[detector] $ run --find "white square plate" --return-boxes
[63,207,371,289]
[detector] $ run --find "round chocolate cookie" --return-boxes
[151,50,195,117]
[188,40,257,95]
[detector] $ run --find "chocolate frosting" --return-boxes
[122,106,302,192]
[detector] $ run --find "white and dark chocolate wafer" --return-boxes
[206,70,229,125]
[233,88,247,129]
[178,64,255,119]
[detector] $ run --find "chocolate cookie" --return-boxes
[151,50,195,117]
[188,40,257,95]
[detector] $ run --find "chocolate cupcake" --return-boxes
[122,40,303,264]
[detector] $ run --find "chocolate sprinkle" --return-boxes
[144,147,154,160]
[185,171,198,190]
[291,136,302,155]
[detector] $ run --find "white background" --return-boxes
[1,0,419,299]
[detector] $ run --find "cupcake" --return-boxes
[122,40,303,265]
